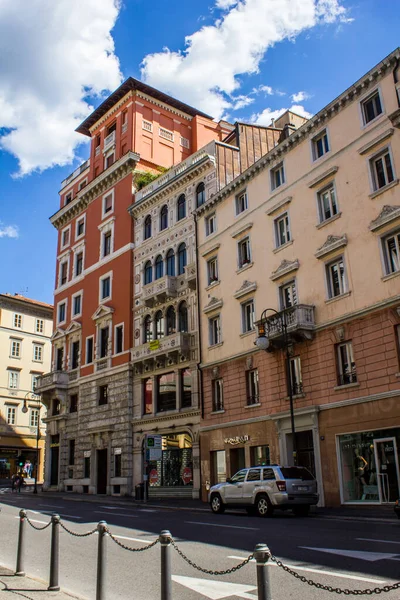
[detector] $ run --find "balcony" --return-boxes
[185,263,196,289]
[104,130,116,151]
[260,304,315,349]
[132,332,191,366]
[36,371,69,393]
[142,275,178,307]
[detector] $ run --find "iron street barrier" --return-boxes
[8,509,400,599]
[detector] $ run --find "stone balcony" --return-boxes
[185,263,196,289]
[142,275,178,307]
[132,332,192,370]
[259,304,315,349]
[36,371,69,393]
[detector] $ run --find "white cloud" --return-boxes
[253,104,313,126]
[0,224,19,239]
[216,0,238,8]
[291,90,311,102]
[255,85,274,96]
[141,0,351,120]
[0,0,122,176]
[232,95,255,110]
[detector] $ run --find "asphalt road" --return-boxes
[0,492,399,600]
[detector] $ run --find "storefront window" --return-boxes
[181,369,192,408]
[148,433,192,487]
[250,445,270,466]
[143,378,153,415]
[211,450,226,484]
[157,372,176,412]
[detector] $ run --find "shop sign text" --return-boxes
[224,435,250,445]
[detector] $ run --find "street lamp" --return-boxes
[255,308,297,466]
[22,391,42,494]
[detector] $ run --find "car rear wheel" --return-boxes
[293,505,310,517]
[210,493,225,514]
[256,494,274,517]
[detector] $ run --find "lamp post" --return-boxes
[22,391,42,494]
[254,308,297,466]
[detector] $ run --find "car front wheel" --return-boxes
[255,494,274,517]
[210,493,225,514]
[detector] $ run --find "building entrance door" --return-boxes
[50,447,59,486]
[97,449,108,495]
[374,437,400,503]
[230,448,245,475]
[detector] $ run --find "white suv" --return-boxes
[209,465,318,517]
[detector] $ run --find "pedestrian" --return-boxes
[16,474,23,494]
[11,473,18,493]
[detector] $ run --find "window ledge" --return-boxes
[325,291,351,305]
[245,402,261,409]
[273,240,293,254]
[236,262,253,274]
[312,151,331,165]
[316,212,342,229]
[333,382,360,391]
[395,372,400,378]
[369,179,399,200]
[208,342,224,350]
[240,330,256,339]
[285,393,306,400]
[206,280,220,291]
[382,270,400,283]
[211,409,225,415]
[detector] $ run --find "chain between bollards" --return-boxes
[48,514,60,591]
[254,543,272,600]
[96,521,108,600]
[15,509,27,576]
[160,530,172,600]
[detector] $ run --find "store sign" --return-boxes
[147,435,162,449]
[224,435,250,445]
[149,340,160,351]
[114,448,122,455]
[84,451,91,458]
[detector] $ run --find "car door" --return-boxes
[242,468,262,503]
[224,469,247,504]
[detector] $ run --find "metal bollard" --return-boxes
[48,514,60,591]
[15,509,27,576]
[160,530,172,600]
[254,543,272,600]
[96,521,108,600]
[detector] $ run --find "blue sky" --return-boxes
[0,0,399,304]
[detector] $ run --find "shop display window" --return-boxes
[148,433,192,487]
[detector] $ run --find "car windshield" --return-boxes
[280,467,314,481]
[230,470,247,483]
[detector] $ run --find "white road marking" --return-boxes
[228,556,387,584]
[39,504,65,508]
[357,537,400,545]
[139,509,157,512]
[315,515,395,524]
[172,574,257,599]
[184,520,259,531]
[301,546,399,562]
[14,516,47,525]
[40,511,82,519]
[93,511,138,518]
[112,534,156,544]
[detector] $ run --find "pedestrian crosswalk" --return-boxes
[0,487,11,494]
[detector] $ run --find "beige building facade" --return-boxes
[196,48,400,506]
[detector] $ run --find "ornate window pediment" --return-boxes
[203,297,223,314]
[51,328,66,342]
[234,280,257,299]
[270,259,299,281]
[315,234,347,259]
[369,205,400,232]
[65,320,82,335]
[92,304,115,321]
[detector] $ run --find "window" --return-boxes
[7,407,16,425]
[99,326,109,358]
[155,255,164,280]
[155,311,164,339]
[114,453,122,477]
[61,228,70,248]
[98,385,108,405]
[32,374,39,392]
[211,450,226,484]
[396,325,400,369]
[166,249,175,276]
[209,315,221,346]
[246,369,259,405]
[30,408,39,428]
[86,337,93,364]
[65,192,73,205]
[69,440,75,466]
[115,325,123,354]
[60,261,68,286]
[235,191,248,215]
[76,216,85,238]
[205,213,216,236]
[207,257,219,285]
[177,194,186,221]
[159,127,174,142]
[8,370,19,389]
[312,129,329,161]
[178,302,188,333]
[196,182,206,208]
[157,372,176,412]
[103,192,113,216]
[274,213,291,247]
[103,231,112,257]
[251,445,270,467]
[56,347,64,371]
[71,341,80,369]
[58,302,66,324]
[100,275,111,300]
[160,205,168,231]
[326,257,347,298]
[144,215,152,240]
[180,136,190,149]
[238,237,251,268]
[143,315,152,343]
[247,468,261,482]
[166,306,176,336]
[280,280,297,309]
[144,261,153,285]
[181,368,192,408]
[84,456,91,478]
[10,339,21,358]
[318,184,338,223]
[361,90,383,125]
[382,229,400,275]
[75,251,83,276]
[105,153,115,169]
[35,319,44,334]
[177,243,187,275]
[72,293,82,317]
[337,341,357,386]
[122,110,128,131]
[79,179,87,191]
[230,470,247,483]
[289,356,303,395]
[241,300,255,333]
[143,378,153,414]
[33,344,43,362]
[212,379,224,412]
[370,148,395,191]
[69,394,78,413]
[271,162,285,190]
[13,314,22,328]
[142,119,152,132]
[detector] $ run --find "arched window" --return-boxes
[177,194,186,221]
[155,255,164,280]
[144,215,152,240]
[155,311,164,339]
[196,182,206,208]
[160,205,168,231]
[166,249,175,276]
[178,301,188,333]
[144,261,152,285]
[143,315,152,343]
[177,243,187,275]
[166,306,176,336]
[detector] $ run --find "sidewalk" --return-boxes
[0,567,86,600]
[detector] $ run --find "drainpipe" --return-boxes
[193,212,205,419]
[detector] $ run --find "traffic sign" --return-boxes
[149,448,162,461]
[149,469,159,485]
[182,466,192,485]
[146,435,162,449]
